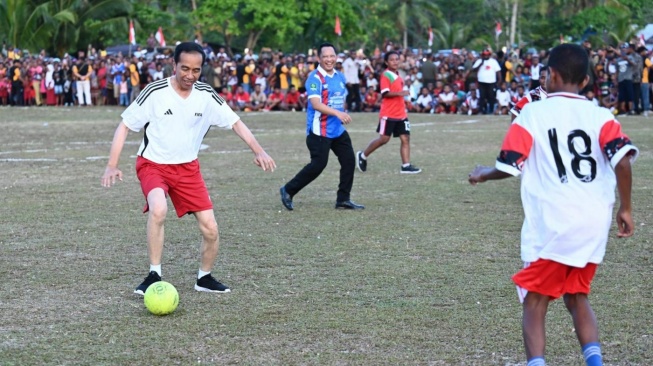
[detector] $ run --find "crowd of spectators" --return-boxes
[1,39,651,117]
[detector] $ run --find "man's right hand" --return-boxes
[101,166,123,187]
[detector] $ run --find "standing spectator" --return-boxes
[44,63,56,106]
[9,59,23,105]
[111,57,125,105]
[421,53,437,89]
[356,51,421,174]
[529,55,544,90]
[119,71,129,106]
[343,50,361,112]
[54,70,64,106]
[639,47,651,117]
[73,57,93,106]
[29,59,43,106]
[468,43,637,366]
[617,43,637,115]
[129,61,141,104]
[631,45,643,114]
[101,41,276,296]
[472,50,501,114]
[279,42,363,211]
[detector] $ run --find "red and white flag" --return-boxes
[129,20,136,45]
[428,27,433,47]
[335,16,341,37]
[639,33,646,47]
[495,22,502,37]
[155,27,166,47]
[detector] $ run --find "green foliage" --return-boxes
[2,0,651,56]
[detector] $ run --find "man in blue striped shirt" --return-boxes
[280,42,364,210]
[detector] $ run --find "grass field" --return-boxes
[0,106,651,365]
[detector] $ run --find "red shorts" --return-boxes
[135,156,213,217]
[512,259,597,302]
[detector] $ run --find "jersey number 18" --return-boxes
[547,128,597,183]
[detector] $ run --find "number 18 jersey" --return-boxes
[496,92,638,267]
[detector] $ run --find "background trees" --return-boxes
[1,0,651,57]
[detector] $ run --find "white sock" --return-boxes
[360,152,367,160]
[150,264,161,276]
[402,163,410,168]
[198,269,211,279]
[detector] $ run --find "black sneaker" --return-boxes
[134,271,161,295]
[195,274,231,293]
[356,151,367,172]
[400,164,422,174]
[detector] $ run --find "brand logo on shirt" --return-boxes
[195,112,202,117]
[309,83,317,91]
[164,109,173,115]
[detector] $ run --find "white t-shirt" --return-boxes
[342,57,360,84]
[472,58,501,83]
[496,92,638,267]
[496,89,511,107]
[415,94,432,108]
[121,78,239,164]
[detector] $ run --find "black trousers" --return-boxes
[478,82,495,114]
[285,131,355,202]
[346,83,360,112]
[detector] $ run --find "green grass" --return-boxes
[0,106,651,365]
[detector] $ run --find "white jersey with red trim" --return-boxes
[496,92,638,267]
[510,86,548,116]
[121,78,239,164]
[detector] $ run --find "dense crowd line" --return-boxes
[1,40,651,116]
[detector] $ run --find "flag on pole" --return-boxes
[428,27,433,47]
[639,33,646,47]
[129,20,136,45]
[495,22,502,37]
[335,16,342,37]
[155,27,166,47]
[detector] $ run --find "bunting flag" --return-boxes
[155,27,166,47]
[495,22,502,37]
[129,20,136,45]
[335,16,342,37]
[428,27,433,47]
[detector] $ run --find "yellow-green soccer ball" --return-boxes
[144,281,179,315]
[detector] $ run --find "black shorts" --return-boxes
[377,117,410,137]
[618,80,634,103]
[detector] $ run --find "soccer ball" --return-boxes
[144,281,179,315]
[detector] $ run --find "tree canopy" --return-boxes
[1,0,651,57]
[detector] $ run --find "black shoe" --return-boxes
[335,200,365,210]
[134,271,161,295]
[280,186,294,211]
[356,151,367,172]
[195,274,231,293]
[400,164,422,174]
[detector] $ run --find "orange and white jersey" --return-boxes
[496,92,638,267]
[510,86,548,116]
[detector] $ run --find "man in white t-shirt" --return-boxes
[101,42,276,296]
[342,50,361,111]
[472,49,501,114]
[469,44,637,366]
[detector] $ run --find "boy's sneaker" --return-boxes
[195,274,231,293]
[356,151,367,172]
[401,164,422,174]
[134,271,161,295]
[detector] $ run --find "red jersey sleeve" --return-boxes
[599,119,639,168]
[496,123,533,176]
[380,74,390,94]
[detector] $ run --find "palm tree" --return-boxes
[0,0,75,52]
[383,0,441,49]
[49,0,132,56]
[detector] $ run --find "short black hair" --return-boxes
[547,44,588,85]
[317,42,336,57]
[174,42,205,65]
[384,51,399,63]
